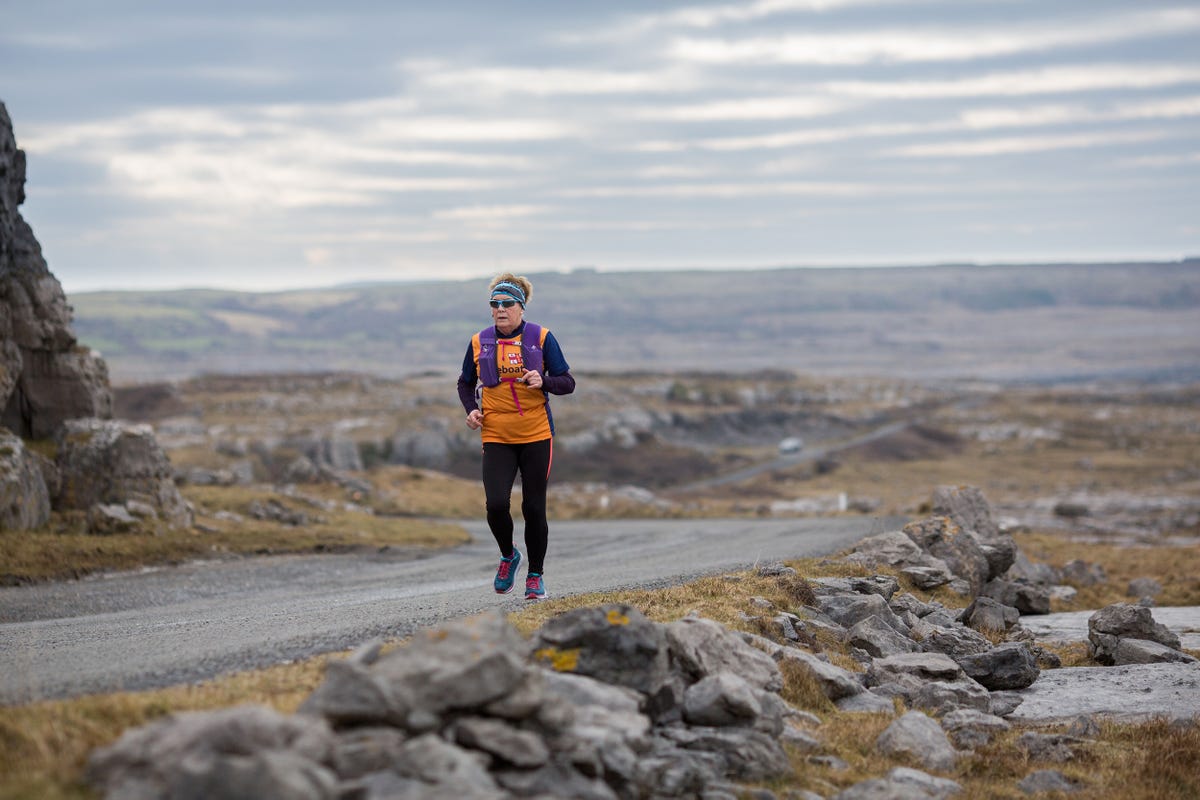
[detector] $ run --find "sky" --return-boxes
[2,0,1199,293]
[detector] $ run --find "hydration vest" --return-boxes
[477,322,544,387]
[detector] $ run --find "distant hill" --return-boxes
[70,261,1200,385]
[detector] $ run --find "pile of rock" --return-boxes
[1,103,189,533]
[88,607,796,800]
[1088,603,1195,666]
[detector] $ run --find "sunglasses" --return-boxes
[489,299,519,308]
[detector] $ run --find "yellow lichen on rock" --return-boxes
[533,646,581,672]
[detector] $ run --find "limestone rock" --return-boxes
[1060,559,1106,587]
[1,104,112,440]
[0,426,50,529]
[956,642,1040,691]
[774,647,865,701]
[981,578,1051,616]
[666,614,783,692]
[1112,638,1197,666]
[903,516,991,594]
[1087,603,1181,664]
[1018,769,1080,795]
[875,710,958,772]
[54,418,192,529]
[932,484,1015,579]
[940,708,1010,749]
[534,604,671,694]
[85,705,337,800]
[961,596,1020,633]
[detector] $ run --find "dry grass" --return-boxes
[0,655,337,800]
[0,485,469,584]
[1013,531,1200,611]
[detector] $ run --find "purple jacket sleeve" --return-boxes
[540,332,575,396]
[456,342,478,413]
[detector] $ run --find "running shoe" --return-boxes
[494,549,522,594]
[525,572,547,601]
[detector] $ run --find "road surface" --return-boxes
[0,515,902,704]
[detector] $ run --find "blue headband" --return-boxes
[491,281,526,306]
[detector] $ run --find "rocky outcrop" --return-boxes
[55,418,192,529]
[1,103,190,532]
[89,607,795,800]
[1,103,111,441]
[1087,603,1194,666]
[0,426,50,529]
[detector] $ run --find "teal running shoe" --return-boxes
[525,572,547,601]
[494,549,521,594]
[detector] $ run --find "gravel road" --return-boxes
[0,515,901,705]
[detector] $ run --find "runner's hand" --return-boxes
[466,409,483,429]
[522,370,542,389]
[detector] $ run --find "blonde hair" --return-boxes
[489,272,533,304]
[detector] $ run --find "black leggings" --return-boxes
[482,438,553,573]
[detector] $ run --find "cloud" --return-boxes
[557,180,912,199]
[402,61,701,96]
[666,8,1200,66]
[889,129,1171,158]
[637,95,849,122]
[828,64,1200,100]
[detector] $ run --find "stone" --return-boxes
[1008,662,1200,724]
[981,579,1051,616]
[875,711,958,772]
[901,565,955,589]
[887,767,964,799]
[1018,769,1080,794]
[780,724,822,753]
[903,516,992,594]
[775,647,865,701]
[1127,577,1163,599]
[817,592,909,636]
[932,484,1015,580]
[836,690,897,714]
[1005,550,1060,586]
[910,680,991,716]
[330,727,407,779]
[392,733,500,792]
[917,622,993,660]
[940,708,1010,749]
[666,615,783,692]
[962,596,1020,633]
[931,485,999,539]
[0,427,50,530]
[87,503,139,535]
[657,725,792,781]
[956,642,1040,691]
[450,716,550,768]
[868,653,990,714]
[833,778,943,799]
[538,669,642,714]
[1060,559,1106,587]
[1,105,112,440]
[683,671,763,727]
[85,705,336,800]
[1112,638,1198,665]
[1066,714,1101,738]
[298,659,407,726]
[534,604,670,694]
[54,418,192,528]
[1087,603,1181,664]
[1016,731,1076,763]
[849,615,920,658]
[372,610,531,724]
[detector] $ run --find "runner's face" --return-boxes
[491,293,523,334]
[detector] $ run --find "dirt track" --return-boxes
[0,515,899,704]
